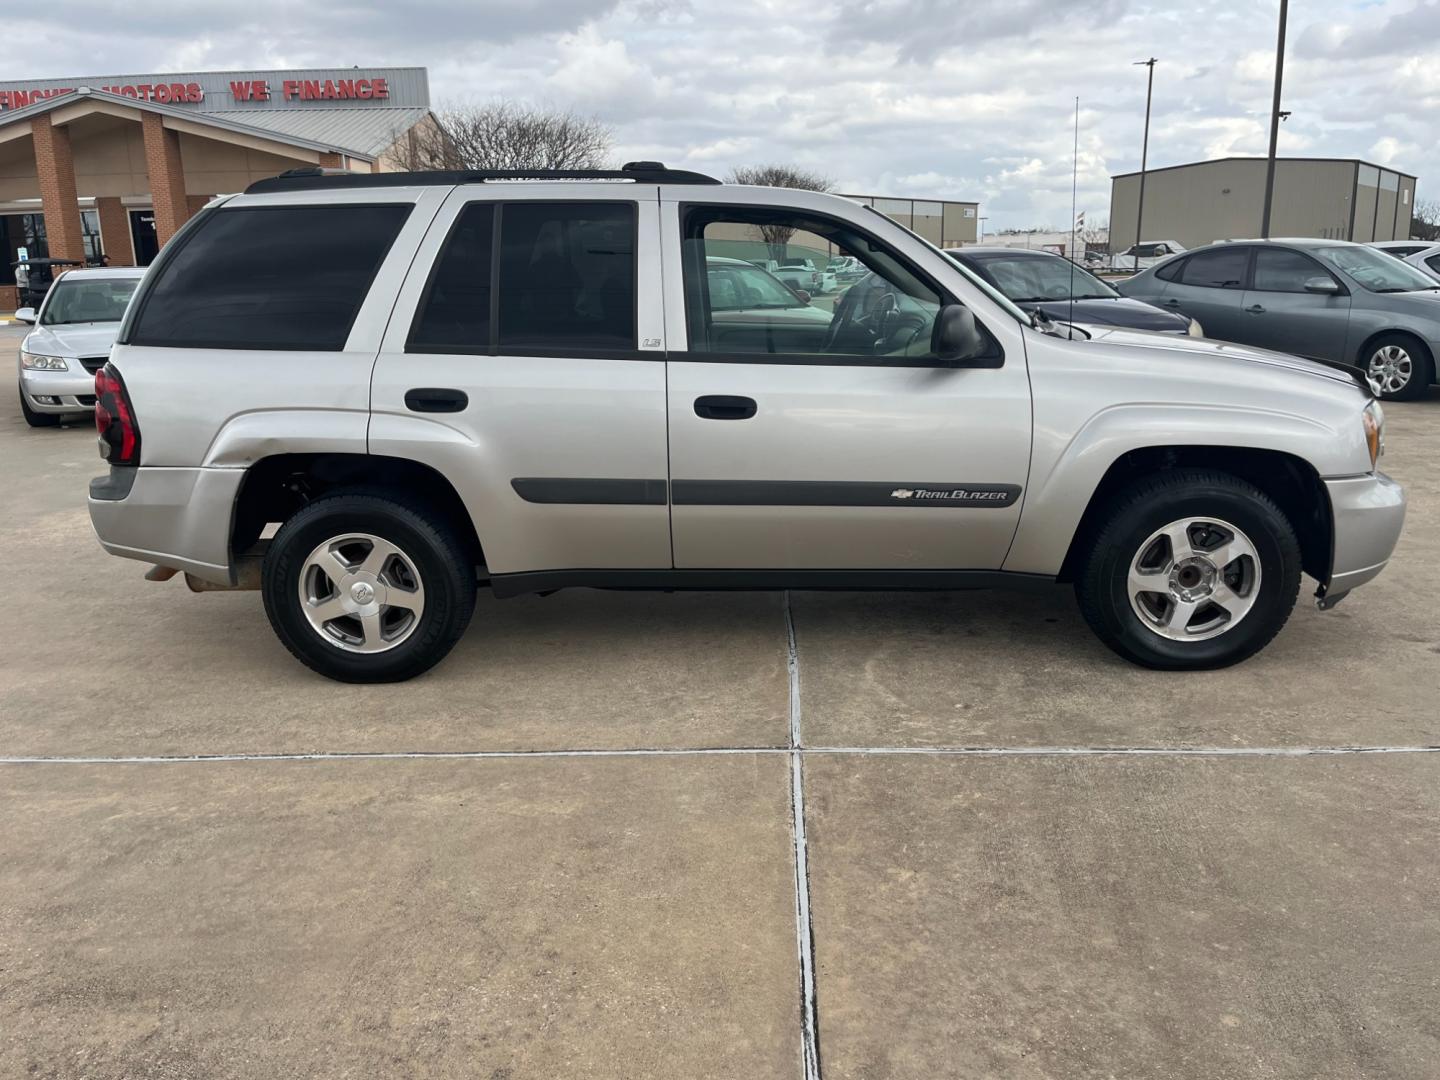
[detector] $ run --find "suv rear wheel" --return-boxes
[262,492,476,682]
[1075,470,1301,670]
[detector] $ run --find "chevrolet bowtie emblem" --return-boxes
[890,488,915,499]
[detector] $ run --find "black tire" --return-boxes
[19,385,59,427]
[262,491,477,683]
[1360,332,1433,402]
[1075,469,1301,670]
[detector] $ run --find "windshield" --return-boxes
[1311,245,1438,293]
[967,254,1119,302]
[707,262,805,310]
[41,278,140,325]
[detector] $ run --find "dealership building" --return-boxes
[0,67,434,305]
[1110,156,1419,252]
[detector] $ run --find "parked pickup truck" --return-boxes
[87,163,1405,682]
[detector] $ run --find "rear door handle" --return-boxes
[405,387,469,413]
[1246,304,1266,314]
[1161,298,1182,307]
[694,395,757,421]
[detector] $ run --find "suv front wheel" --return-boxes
[1075,470,1301,670]
[262,492,477,683]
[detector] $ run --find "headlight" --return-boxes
[1362,401,1384,468]
[1187,318,1204,337]
[20,351,69,371]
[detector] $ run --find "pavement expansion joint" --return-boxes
[2,745,1438,765]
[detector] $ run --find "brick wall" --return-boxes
[95,197,133,265]
[31,114,85,262]
[141,113,191,247]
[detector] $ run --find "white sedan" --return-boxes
[1368,240,1440,282]
[16,266,145,427]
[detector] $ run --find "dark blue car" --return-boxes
[946,246,1199,336]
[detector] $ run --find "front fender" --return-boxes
[1003,402,1354,575]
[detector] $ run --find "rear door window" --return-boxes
[497,202,636,351]
[128,204,411,350]
[1179,247,1249,289]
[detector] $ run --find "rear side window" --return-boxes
[129,204,411,350]
[409,203,495,352]
[497,202,636,350]
[1154,257,1185,282]
[408,201,636,353]
[1179,247,1249,289]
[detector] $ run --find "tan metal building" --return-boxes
[1110,157,1418,252]
[845,194,979,247]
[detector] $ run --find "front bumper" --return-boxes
[88,465,245,585]
[1325,471,1406,594]
[19,366,97,413]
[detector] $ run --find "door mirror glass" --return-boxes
[933,304,986,365]
[1303,276,1341,295]
[13,307,35,324]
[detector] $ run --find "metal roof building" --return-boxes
[0,67,435,300]
[1109,156,1419,252]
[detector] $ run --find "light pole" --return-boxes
[1259,0,1289,238]
[1134,58,1157,252]
[977,216,988,242]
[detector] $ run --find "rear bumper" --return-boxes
[87,465,243,585]
[1325,471,1406,594]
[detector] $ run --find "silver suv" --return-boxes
[87,163,1406,682]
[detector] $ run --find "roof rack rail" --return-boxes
[245,160,721,194]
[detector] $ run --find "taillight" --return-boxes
[94,364,141,465]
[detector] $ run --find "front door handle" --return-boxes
[1161,298,1182,307]
[405,387,469,413]
[1246,304,1266,314]
[694,395,757,421]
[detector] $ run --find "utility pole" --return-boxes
[1260,0,1289,238]
[1134,58,1157,252]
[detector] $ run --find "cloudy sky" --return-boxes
[18,0,1440,229]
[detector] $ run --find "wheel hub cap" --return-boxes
[1127,517,1262,642]
[297,533,426,654]
[1367,346,1412,395]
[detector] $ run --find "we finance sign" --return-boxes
[0,74,390,110]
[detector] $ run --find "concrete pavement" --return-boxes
[3,321,1438,1078]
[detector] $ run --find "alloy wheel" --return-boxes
[297,532,426,653]
[1367,344,1413,397]
[1127,517,1262,642]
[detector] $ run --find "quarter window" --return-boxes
[409,203,494,352]
[681,206,956,362]
[1251,248,1330,293]
[129,204,411,350]
[1179,247,1249,289]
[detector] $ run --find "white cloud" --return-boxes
[6,0,1438,228]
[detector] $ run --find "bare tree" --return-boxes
[1410,199,1440,242]
[389,102,612,171]
[727,164,835,262]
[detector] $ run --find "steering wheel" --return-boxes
[824,278,899,354]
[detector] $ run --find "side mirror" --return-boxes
[1304,276,1340,295]
[14,307,36,324]
[790,288,811,304]
[933,304,988,365]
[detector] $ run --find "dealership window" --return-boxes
[81,210,102,264]
[409,203,494,352]
[496,202,637,350]
[681,206,951,362]
[128,204,412,350]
